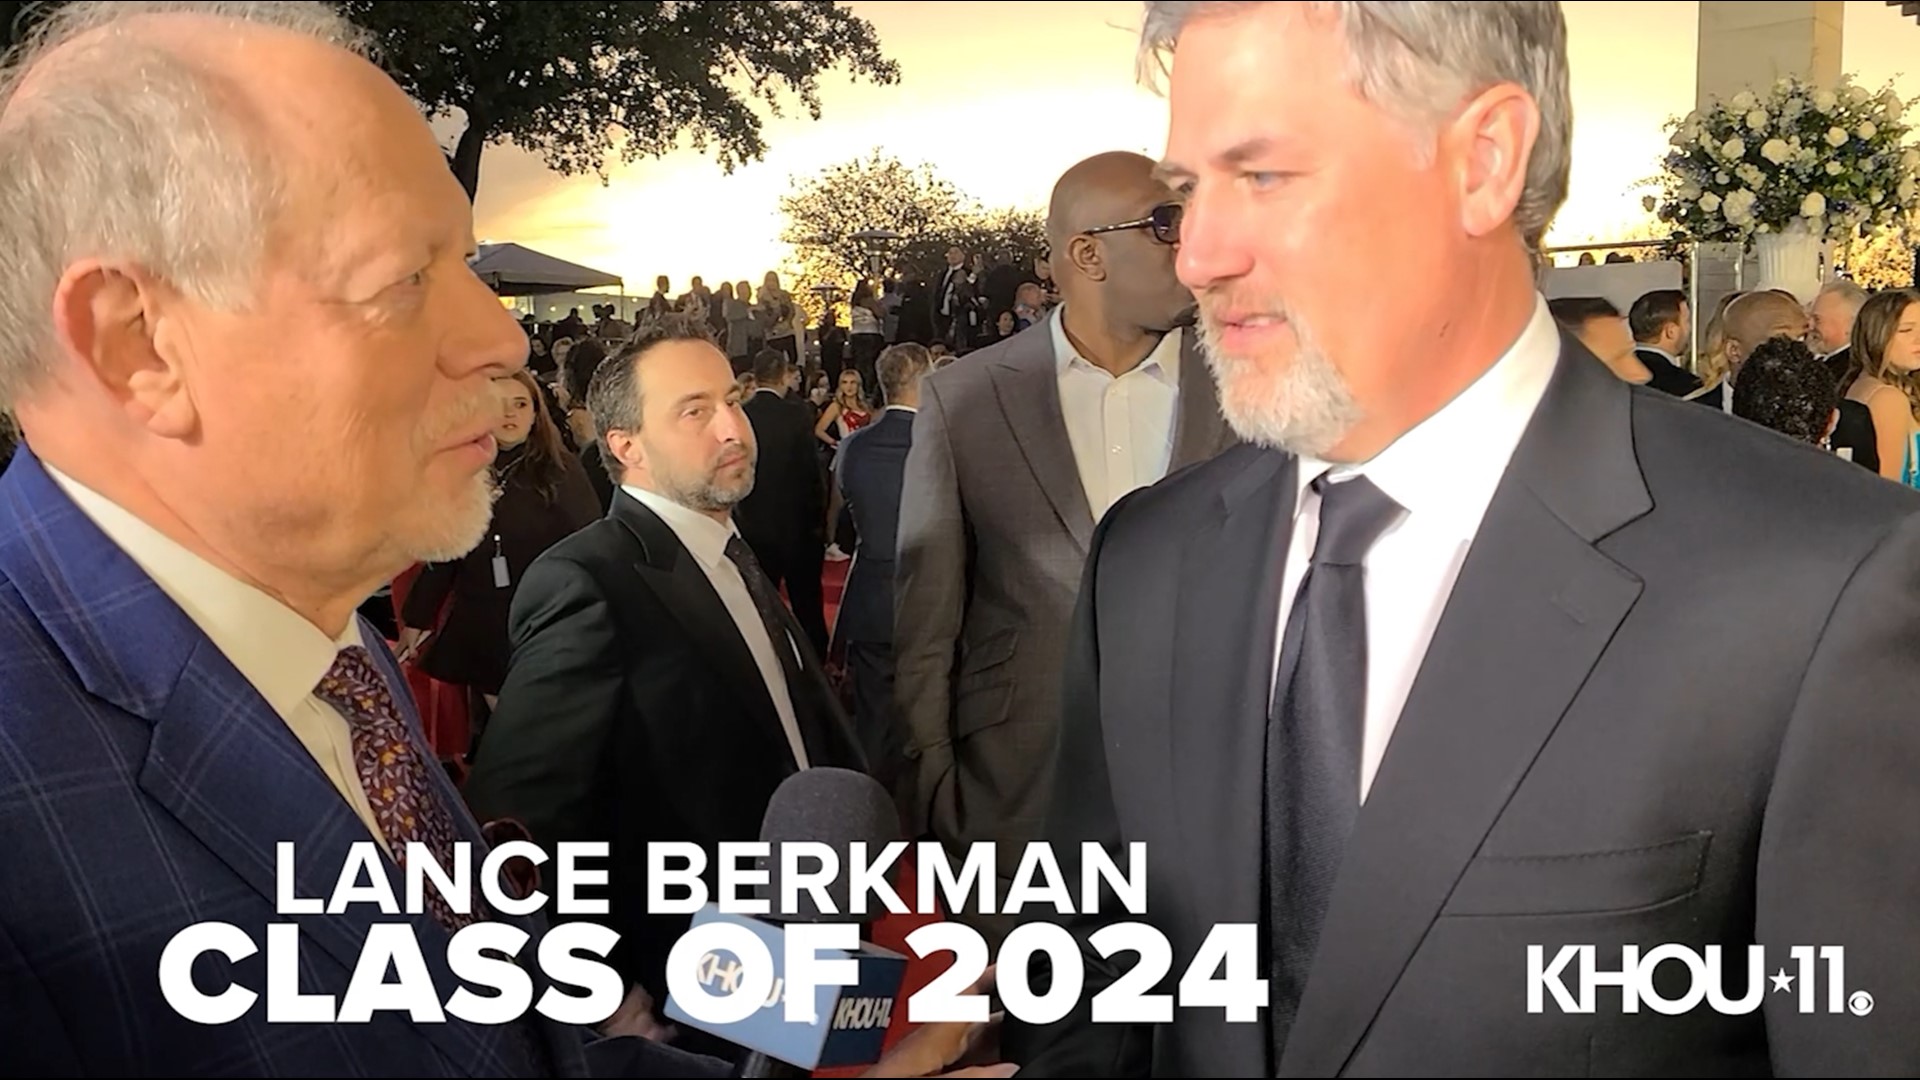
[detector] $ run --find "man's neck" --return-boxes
[1060,302,1160,377]
[756,385,787,398]
[1326,252,1539,462]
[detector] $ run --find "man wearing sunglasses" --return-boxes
[893,150,1240,948]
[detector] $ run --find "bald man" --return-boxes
[0,5,1002,1078]
[1720,291,1879,471]
[893,151,1239,946]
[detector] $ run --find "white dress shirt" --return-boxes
[621,484,811,769]
[1272,294,1560,803]
[1051,306,1183,522]
[43,464,390,851]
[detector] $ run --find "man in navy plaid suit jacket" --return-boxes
[0,5,1013,1079]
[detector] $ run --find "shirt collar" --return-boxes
[1050,305,1182,387]
[621,483,739,573]
[1293,293,1561,537]
[43,463,364,720]
[1638,344,1678,363]
[884,404,919,414]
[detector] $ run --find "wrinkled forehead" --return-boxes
[218,40,473,282]
[1160,6,1360,170]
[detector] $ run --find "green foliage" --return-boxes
[779,150,1046,322]
[3,2,898,202]
[341,1,899,199]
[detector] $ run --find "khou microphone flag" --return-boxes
[664,905,909,1071]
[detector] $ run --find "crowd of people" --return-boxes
[1547,281,1920,478]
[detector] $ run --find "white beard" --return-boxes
[1197,310,1363,458]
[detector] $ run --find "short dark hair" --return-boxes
[876,343,933,405]
[1629,289,1687,344]
[1731,336,1838,446]
[585,313,716,468]
[1548,295,1620,330]
[752,348,790,387]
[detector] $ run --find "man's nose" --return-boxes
[1174,194,1256,293]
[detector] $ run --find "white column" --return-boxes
[1695,2,1847,302]
[1696,1,1844,106]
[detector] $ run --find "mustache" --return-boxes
[421,391,503,445]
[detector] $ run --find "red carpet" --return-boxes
[821,556,848,633]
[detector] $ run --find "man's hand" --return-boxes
[395,627,429,664]
[859,966,1017,1078]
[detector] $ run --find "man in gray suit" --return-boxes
[893,151,1238,943]
[1007,3,1920,1076]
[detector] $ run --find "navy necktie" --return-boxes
[725,534,822,765]
[1265,472,1403,1065]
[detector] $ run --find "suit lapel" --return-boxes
[144,636,524,1073]
[0,454,518,1075]
[612,495,799,773]
[1279,344,1651,1077]
[361,639,590,1076]
[1171,327,1233,469]
[1169,446,1295,1012]
[988,327,1094,553]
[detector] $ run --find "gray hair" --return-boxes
[0,2,372,411]
[1138,1,1571,249]
[1816,279,1869,315]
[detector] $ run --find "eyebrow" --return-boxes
[1156,136,1284,186]
[1216,137,1278,168]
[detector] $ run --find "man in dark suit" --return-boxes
[733,347,831,659]
[1627,289,1703,397]
[894,150,1240,946]
[464,319,868,1036]
[0,4,721,1074]
[833,342,934,792]
[1008,3,1920,1076]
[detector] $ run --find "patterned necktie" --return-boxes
[316,645,479,932]
[724,533,820,766]
[316,646,549,1075]
[1265,473,1403,1066]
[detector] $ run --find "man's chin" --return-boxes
[402,474,497,564]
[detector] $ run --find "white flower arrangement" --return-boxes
[1645,74,1920,246]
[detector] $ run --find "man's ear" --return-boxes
[1067,234,1108,284]
[51,259,198,438]
[606,428,644,477]
[1446,81,1540,240]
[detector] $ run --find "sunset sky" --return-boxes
[457,1,1920,296]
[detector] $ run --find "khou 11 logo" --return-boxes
[1527,945,1874,1017]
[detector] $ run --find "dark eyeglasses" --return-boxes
[1084,202,1183,245]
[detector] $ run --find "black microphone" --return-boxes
[757,765,903,927]
[687,768,907,1079]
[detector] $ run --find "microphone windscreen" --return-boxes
[757,767,901,921]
